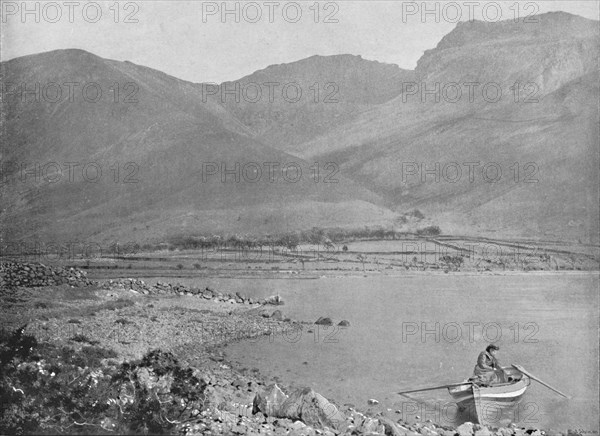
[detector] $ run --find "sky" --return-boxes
[1,1,598,82]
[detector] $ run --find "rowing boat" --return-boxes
[447,366,530,427]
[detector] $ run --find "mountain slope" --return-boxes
[1,12,597,244]
[289,12,599,242]
[210,54,414,150]
[0,49,391,243]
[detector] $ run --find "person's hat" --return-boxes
[486,344,500,352]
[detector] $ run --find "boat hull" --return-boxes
[448,369,530,427]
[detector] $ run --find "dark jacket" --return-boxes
[473,351,499,376]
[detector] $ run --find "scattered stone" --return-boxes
[338,320,350,326]
[367,398,379,405]
[457,422,475,436]
[290,421,307,431]
[96,277,252,303]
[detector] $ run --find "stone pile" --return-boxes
[101,278,270,305]
[0,261,96,289]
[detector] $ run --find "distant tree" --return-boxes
[283,233,300,250]
[357,254,367,271]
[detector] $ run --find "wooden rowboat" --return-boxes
[447,366,530,427]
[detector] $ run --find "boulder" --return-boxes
[253,384,289,416]
[338,320,350,327]
[264,295,283,305]
[271,310,283,321]
[277,387,346,430]
[315,317,333,326]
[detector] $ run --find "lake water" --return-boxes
[149,272,599,431]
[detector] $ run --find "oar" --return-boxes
[512,364,571,399]
[398,381,473,395]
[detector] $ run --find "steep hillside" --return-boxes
[211,55,414,150]
[294,12,599,242]
[0,50,390,244]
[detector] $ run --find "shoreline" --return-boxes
[1,262,596,435]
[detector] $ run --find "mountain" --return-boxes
[1,12,598,244]
[210,55,414,150]
[291,12,600,242]
[0,49,390,244]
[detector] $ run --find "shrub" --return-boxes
[416,225,442,236]
[1,326,207,435]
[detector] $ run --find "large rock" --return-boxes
[278,387,346,430]
[253,384,289,416]
[264,295,283,305]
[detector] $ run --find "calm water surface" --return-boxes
[152,273,599,431]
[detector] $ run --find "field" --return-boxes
[4,236,599,279]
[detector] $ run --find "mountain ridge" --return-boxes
[1,11,598,243]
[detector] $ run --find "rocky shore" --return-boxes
[0,261,576,435]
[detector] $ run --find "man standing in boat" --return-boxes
[470,344,507,386]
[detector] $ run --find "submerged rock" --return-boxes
[315,317,333,326]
